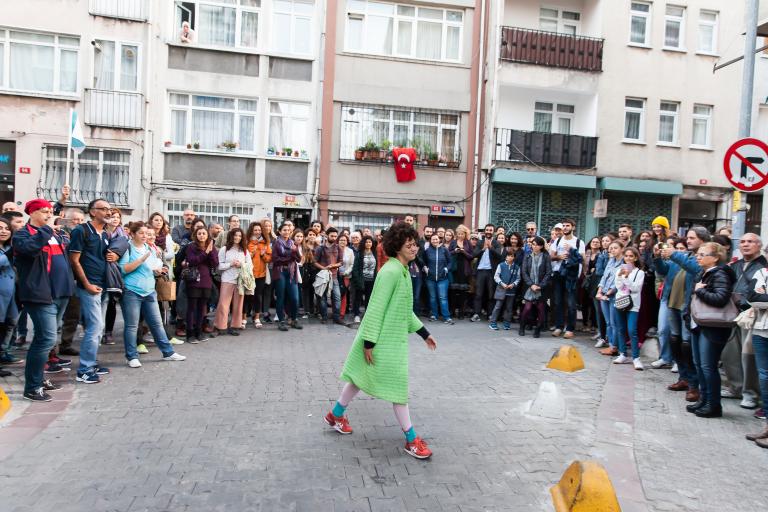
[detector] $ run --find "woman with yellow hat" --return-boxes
[651,216,671,245]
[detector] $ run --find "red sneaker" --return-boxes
[404,437,432,459]
[324,412,353,435]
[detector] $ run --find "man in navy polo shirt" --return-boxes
[68,198,117,384]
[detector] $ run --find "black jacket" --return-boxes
[694,264,736,308]
[472,239,504,271]
[13,224,75,304]
[351,250,376,290]
[731,255,767,310]
[522,252,553,290]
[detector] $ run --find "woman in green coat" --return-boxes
[324,222,438,459]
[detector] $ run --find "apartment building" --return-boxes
[317,0,482,231]
[482,0,760,237]
[0,0,150,213]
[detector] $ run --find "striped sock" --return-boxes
[404,426,417,443]
[332,401,346,418]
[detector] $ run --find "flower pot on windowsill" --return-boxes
[164,141,172,148]
[427,159,439,166]
[447,161,459,168]
[186,144,192,150]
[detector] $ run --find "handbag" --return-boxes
[180,264,200,283]
[734,307,756,330]
[494,283,508,301]
[615,269,640,311]
[691,295,740,328]
[156,276,177,301]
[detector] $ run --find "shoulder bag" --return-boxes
[615,269,640,312]
[691,295,739,328]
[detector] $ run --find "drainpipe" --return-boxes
[470,0,487,229]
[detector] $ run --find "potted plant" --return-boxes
[267,146,276,156]
[300,149,308,159]
[363,140,378,161]
[193,141,200,150]
[221,141,238,152]
[354,146,365,161]
[380,139,392,161]
[409,137,422,161]
[427,152,439,166]
[164,140,172,148]
[438,155,448,167]
[283,147,292,157]
[186,143,192,150]
[293,149,299,157]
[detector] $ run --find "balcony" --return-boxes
[500,27,603,72]
[89,0,148,21]
[494,128,597,168]
[84,89,144,130]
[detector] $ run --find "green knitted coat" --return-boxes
[340,258,424,404]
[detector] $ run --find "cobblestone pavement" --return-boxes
[1,318,766,511]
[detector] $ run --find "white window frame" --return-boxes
[42,144,131,207]
[91,39,141,92]
[539,6,581,35]
[533,101,574,134]
[267,100,310,158]
[697,10,718,55]
[628,1,651,47]
[623,97,646,143]
[271,0,314,56]
[690,104,713,149]
[175,0,261,50]
[658,100,680,146]
[340,104,461,163]
[0,28,79,96]
[165,200,255,229]
[344,1,463,63]
[168,92,258,153]
[664,5,686,51]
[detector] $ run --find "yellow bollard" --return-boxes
[551,460,621,512]
[0,387,10,420]
[546,345,585,372]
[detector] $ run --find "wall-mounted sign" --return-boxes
[593,199,608,218]
[19,167,30,174]
[431,204,457,215]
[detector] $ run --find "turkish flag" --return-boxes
[393,147,417,182]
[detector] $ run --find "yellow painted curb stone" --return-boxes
[551,460,621,512]
[0,386,10,420]
[546,345,585,372]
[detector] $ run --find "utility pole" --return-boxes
[732,0,760,257]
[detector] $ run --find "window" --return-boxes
[272,0,314,55]
[658,101,680,144]
[93,40,139,91]
[340,104,461,163]
[329,212,395,233]
[533,102,574,134]
[268,101,310,156]
[174,1,260,49]
[169,93,257,152]
[345,1,463,62]
[691,104,713,147]
[0,29,78,94]
[41,145,130,206]
[698,10,718,54]
[629,2,651,45]
[624,98,646,141]
[664,5,685,49]
[539,7,581,35]
[166,200,254,229]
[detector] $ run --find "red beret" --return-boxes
[24,198,53,215]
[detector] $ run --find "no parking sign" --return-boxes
[724,138,768,192]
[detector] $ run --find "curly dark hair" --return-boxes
[225,228,247,252]
[382,221,418,258]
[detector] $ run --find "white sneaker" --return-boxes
[169,337,184,345]
[671,363,678,373]
[740,395,759,409]
[552,329,563,337]
[650,359,670,369]
[633,358,644,371]
[563,331,574,339]
[163,353,186,361]
[590,333,601,341]
[721,387,741,399]
[353,315,361,323]
[613,354,630,364]
[128,358,142,368]
[594,338,608,348]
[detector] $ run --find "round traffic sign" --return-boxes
[723,138,768,192]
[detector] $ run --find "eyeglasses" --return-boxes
[526,228,536,231]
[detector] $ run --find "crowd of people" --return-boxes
[0,195,765,448]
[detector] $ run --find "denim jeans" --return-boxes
[274,270,299,322]
[695,327,731,408]
[668,308,697,388]
[552,274,577,331]
[23,298,68,393]
[121,290,174,361]
[17,309,28,338]
[593,297,605,338]
[600,297,615,348]
[411,274,422,316]
[426,278,450,320]
[610,299,623,350]
[751,334,768,423]
[77,288,107,373]
[0,299,19,356]
[657,298,673,363]
[615,309,640,359]
[319,275,341,321]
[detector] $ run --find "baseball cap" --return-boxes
[553,223,564,230]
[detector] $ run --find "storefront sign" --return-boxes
[283,194,299,206]
[593,199,608,218]
[19,167,30,174]
[431,204,457,215]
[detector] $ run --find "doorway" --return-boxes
[274,208,311,231]
[0,141,16,206]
